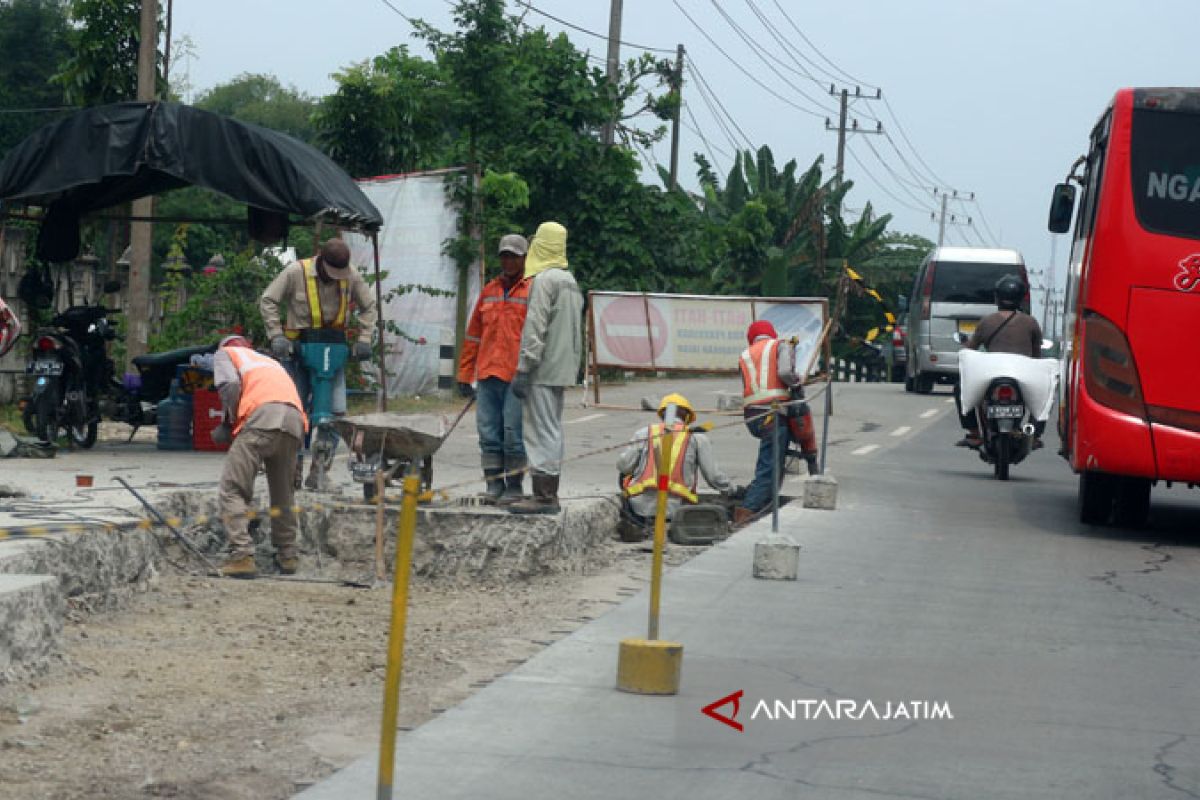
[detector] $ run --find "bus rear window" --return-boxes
[931,262,1023,304]
[1131,108,1200,239]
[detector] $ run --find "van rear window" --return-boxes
[1131,108,1200,239]
[930,262,1023,304]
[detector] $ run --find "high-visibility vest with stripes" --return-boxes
[622,423,698,504]
[740,338,790,407]
[225,346,309,435]
[285,258,348,340]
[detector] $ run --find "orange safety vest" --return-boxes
[458,276,531,384]
[739,338,790,407]
[285,258,349,340]
[622,423,698,504]
[225,346,309,435]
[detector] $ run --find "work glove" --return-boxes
[270,335,293,361]
[510,371,530,400]
[353,341,373,362]
[211,422,233,446]
[457,382,475,399]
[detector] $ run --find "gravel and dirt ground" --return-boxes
[0,539,703,800]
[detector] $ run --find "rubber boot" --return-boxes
[497,457,526,506]
[508,473,560,515]
[483,468,505,502]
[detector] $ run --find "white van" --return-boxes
[904,246,1029,393]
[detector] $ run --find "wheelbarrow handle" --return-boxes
[443,395,476,441]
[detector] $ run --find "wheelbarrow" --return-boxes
[331,399,474,504]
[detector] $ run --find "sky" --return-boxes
[172,0,1199,314]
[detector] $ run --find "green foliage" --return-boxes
[0,0,72,156]
[150,249,276,351]
[53,0,163,106]
[193,73,317,142]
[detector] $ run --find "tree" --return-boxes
[0,0,71,156]
[193,73,318,142]
[52,0,162,106]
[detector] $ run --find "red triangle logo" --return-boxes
[701,689,744,732]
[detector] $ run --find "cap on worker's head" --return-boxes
[219,334,252,349]
[498,234,528,256]
[658,392,695,424]
[747,320,778,344]
[318,239,352,280]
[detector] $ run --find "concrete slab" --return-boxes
[0,574,61,681]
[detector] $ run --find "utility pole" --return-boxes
[931,188,976,247]
[601,0,623,146]
[667,44,685,190]
[126,0,158,364]
[825,85,883,186]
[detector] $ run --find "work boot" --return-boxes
[508,473,560,515]
[275,554,299,575]
[804,452,820,475]
[733,506,758,526]
[497,458,526,506]
[222,554,258,579]
[483,468,505,502]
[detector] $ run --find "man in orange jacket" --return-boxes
[457,234,531,502]
[211,335,309,579]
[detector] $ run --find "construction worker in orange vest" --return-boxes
[457,234,532,503]
[735,320,819,523]
[260,239,377,490]
[211,335,309,579]
[617,393,735,526]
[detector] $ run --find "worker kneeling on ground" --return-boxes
[212,335,309,579]
[735,320,819,524]
[617,393,736,529]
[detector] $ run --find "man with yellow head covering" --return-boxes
[508,221,584,514]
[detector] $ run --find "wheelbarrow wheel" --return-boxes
[363,481,378,503]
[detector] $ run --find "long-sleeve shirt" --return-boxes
[517,266,584,386]
[617,427,733,519]
[458,276,531,384]
[260,260,378,344]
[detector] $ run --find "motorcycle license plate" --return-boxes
[29,359,63,376]
[986,404,1025,419]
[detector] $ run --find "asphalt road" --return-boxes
[303,379,1200,799]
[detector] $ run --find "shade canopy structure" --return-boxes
[0,101,383,260]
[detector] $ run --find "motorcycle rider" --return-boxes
[955,274,1043,448]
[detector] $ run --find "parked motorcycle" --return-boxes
[24,282,216,446]
[957,347,1060,481]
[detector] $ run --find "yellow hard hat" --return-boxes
[658,393,695,424]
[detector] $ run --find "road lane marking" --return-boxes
[852,444,880,456]
[890,426,912,437]
[920,409,939,419]
[567,413,607,425]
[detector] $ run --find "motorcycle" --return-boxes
[24,282,216,446]
[957,346,1060,481]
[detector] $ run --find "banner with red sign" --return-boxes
[589,292,827,374]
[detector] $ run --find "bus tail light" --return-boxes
[920,263,936,320]
[1083,311,1146,420]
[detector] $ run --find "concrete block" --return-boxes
[716,391,742,412]
[752,533,800,581]
[803,474,838,510]
[0,574,62,682]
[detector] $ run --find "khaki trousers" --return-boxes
[220,428,301,559]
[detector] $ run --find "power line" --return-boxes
[374,0,417,25]
[769,0,878,90]
[845,143,935,215]
[686,57,755,150]
[965,197,1002,246]
[860,134,938,211]
[682,101,729,174]
[672,0,824,119]
[879,94,952,190]
[515,1,675,54]
[704,0,839,115]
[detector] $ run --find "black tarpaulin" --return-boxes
[0,101,384,252]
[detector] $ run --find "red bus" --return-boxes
[1049,87,1200,526]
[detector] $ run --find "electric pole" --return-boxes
[601,0,623,146]
[667,44,685,190]
[931,188,976,246]
[126,0,158,364]
[825,85,883,186]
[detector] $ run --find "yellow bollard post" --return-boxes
[617,426,683,695]
[376,466,421,800]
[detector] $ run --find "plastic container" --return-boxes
[75,475,93,488]
[156,379,193,451]
[192,388,229,452]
